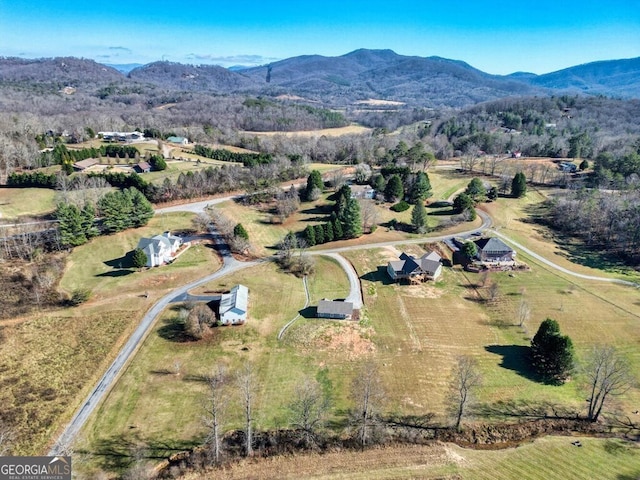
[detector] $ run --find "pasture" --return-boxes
[242,124,372,137]
[78,257,354,475]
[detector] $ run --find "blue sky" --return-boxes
[0,0,638,74]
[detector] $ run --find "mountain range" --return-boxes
[1,49,639,107]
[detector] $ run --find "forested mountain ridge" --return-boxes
[2,50,639,107]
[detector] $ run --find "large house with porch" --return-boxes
[136,232,182,267]
[474,237,516,265]
[387,251,443,283]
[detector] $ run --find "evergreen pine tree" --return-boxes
[234,223,249,240]
[132,247,148,269]
[409,171,432,204]
[304,225,316,246]
[332,218,343,240]
[314,224,325,244]
[384,174,404,202]
[530,318,574,384]
[342,198,363,238]
[323,222,334,242]
[411,201,429,233]
[511,172,527,198]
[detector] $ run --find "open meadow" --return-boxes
[0,211,223,455]
[0,187,56,219]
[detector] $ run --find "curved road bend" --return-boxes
[49,233,261,455]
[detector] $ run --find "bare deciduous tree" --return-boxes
[350,361,385,447]
[447,355,482,431]
[287,377,330,448]
[582,345,635,422]
[487,281,500,303]
[359,199,379,233]
[204,366,228,464]
[236,364,257,456]
[517,298,531,327]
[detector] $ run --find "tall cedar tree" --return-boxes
[530,318,574,384]
[342,198,363,239]
[511,172,527,198]
[465,178,486,201]
[453,193,474,213]
[332,218,343,240]
[409,171,432,204]
[384,174,404,202]
[323,222,334,242]
[314,224,325,244]
[305,170,324,200]
[411,201,428,233]
[304,225,316,246]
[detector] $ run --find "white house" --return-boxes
[136,232,182,267]
[219,285,249,325]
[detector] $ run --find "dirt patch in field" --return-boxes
[292,321,376,360]
[402,284,442,299]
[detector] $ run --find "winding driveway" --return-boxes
[49,230,261,455]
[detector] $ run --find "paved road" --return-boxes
[49,231,261,455]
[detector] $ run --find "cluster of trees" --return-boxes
[97,187,154,234]
[193,145,274,167]
[55,203,99,247]
[592,146,640,189]
[548,189,640,264]
[376,168,432,205]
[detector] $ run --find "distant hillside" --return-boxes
[240,49,542,106]
[128,61,257,91]
[105,63,144,74]
[0,57,125,90]
[1,50,639,107]
[521,57,640,98]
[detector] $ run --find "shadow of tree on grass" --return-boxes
[485,344,537,381]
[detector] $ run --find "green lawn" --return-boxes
[0,187,56,219]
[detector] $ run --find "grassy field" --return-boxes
[243,125,372,137]
[0,211,224,455]
[0,187,57,219]
[78,257,354,476]
[180,436,640,480]
[343,246,640,418]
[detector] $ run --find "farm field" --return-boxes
[78,257,355,476]
[0,211,223,455]
[0,187,56,219]
[179,436,640,480]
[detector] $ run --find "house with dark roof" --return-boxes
[474,237,515,265]
[317,299,354,319]
[387,251,442,282]
[136,232,182,267]
[219,285,249,325]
